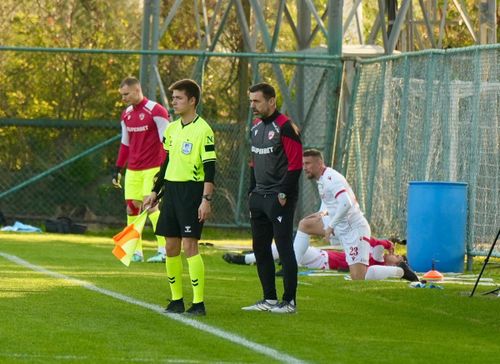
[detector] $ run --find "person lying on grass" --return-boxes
[223,235,419,282]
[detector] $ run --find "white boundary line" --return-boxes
[0,252,306,364]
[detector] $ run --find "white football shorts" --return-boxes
[338,224,371,266]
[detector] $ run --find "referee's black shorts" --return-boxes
[156,181,204,239]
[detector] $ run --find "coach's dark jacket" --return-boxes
[249,110,302,199]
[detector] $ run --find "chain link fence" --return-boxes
[340,45,499,260]
[0,119,121,224]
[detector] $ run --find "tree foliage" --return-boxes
[0,0,142,120]
[0,1,143,222]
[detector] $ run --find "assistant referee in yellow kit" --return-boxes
[145,79,216,316]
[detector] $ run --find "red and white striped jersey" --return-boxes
[116,98,169,171]
[317,167,367,235]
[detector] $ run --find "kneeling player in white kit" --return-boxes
[291,208,417,281]
[225,149,418,281]
[301,148,371,280]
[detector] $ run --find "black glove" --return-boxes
[112,167,123,189]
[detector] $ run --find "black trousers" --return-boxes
[249,192,298,302]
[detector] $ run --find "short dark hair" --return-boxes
[303,148,323,159]
[169,79,201,106]
[248,82,276,100]
[120,77,140,88]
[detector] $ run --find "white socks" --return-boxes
[245,253,257,265]
[300,247,327,269]
[244,244,280,264]
[365,265,404,280]
[293,230,310,265]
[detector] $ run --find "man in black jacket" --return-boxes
[242,82,303,314]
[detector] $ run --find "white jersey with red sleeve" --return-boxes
[317,167,368,236]
[116,98,169,171]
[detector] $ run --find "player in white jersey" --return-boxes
[302,149,371,280]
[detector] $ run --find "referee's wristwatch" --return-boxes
[278,192,287,200]
[202,194,213,202]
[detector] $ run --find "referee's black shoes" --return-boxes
[185,302,206,316]
[164,298,185,314]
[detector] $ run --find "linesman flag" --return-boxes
[112,211,147,266]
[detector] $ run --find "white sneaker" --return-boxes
[147,252,166,263]
[131,253,144,262]
[241,299,278,311]
[269,300,296,314]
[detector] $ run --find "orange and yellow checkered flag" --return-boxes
[112,211,148,266]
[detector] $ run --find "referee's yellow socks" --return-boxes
[147,210,166,252]
[187,254,205,304]
[166,255,183,300]
[127,215,142,255]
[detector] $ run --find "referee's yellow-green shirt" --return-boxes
[163,116,216,182]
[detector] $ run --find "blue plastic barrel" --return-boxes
[407,182,468,272]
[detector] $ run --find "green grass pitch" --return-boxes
[0,230,499,363]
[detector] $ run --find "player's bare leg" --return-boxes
[182,237,199,257]
[297,212,326,235]
[349,263,367,280]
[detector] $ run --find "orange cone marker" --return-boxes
[422,260,444,282]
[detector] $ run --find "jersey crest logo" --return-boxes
[277,216,283,223]
[139,113,145,120]
[254,129,258,136]
[182,141,193,154]
[268,131,275,140]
